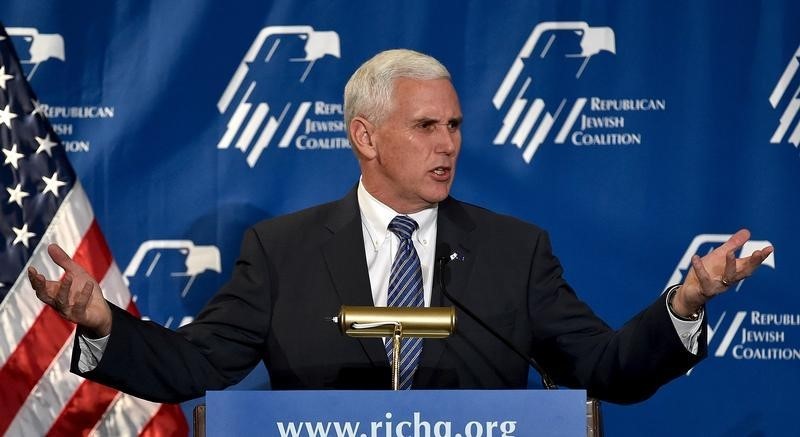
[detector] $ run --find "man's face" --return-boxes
[365,77,462,213]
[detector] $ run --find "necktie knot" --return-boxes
[388,215,418,241]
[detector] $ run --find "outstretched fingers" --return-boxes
[713,231,774,286]
[721,250,737,285]
[72,281,94,316]
[56,272,74,311]
[27,262,96,320]
[690,255,718,298]
[681,231,774,311]
[28,267,53,306]
[27,267,64,305]
[26,247,112,333]
[737,246,774,279]
[718,229,751,254]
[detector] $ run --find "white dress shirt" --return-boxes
[357,180,437,308]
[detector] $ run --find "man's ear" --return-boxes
[349,116,377,160]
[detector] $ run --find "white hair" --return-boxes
[344,49,451,138]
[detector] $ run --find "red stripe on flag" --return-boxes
[140,404,189,437]
[45,381,119,437]
[44,299,150,436]
[0,220,112,435]
[71,221,113,285]
[0,307,74,434]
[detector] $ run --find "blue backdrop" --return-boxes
[4,1,798,435]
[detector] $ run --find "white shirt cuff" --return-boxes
[77,334,110,372]
[665,289,704,355]
[669,311,703,354]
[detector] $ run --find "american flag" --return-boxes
[0,24,187,436]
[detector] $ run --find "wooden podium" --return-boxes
[193,391,602,436]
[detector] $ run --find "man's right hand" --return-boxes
[27,244,112,338]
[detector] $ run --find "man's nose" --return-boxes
[436,128,458,155]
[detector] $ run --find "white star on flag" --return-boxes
[0,65,13,90]
[35,135,58,157]
[2,144,24,169]
[6,183,30,207]
[41,171,67,197]
[12,223,36,248]
[0,104,17,129]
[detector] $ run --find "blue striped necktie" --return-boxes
[385,215,424,390]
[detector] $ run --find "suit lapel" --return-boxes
[321,188,388,366]
[416,197,477,386]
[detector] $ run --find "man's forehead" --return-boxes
[391,76,453,90]
[389,77,461,115]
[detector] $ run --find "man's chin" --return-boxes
[422,188,451,205]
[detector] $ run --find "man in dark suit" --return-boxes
[28,49,773,404]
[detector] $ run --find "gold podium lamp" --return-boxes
[332,306,455,390]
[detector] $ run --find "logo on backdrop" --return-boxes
[493,21,667,164]
[5,27,64,80]
[769,43,800,150]
[7,26,114,153]
[216,26,348,167]
[123,240,221,328]
[666,235,800,363]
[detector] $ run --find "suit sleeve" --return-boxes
[527,231,707,404]
[71,228,272,403]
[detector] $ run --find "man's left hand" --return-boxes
[672,229,774,318]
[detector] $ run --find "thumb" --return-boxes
[47,244,82,274]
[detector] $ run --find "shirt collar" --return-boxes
[357,179,437,251]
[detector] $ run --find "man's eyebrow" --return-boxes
[411,115,463,124]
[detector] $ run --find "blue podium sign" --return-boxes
[206,390,586,437]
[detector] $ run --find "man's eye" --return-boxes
[417,122,436,131]
[415,120,461,132]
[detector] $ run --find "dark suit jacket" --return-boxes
[73,189,706,404]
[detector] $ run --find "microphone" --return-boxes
[437,245,557,390]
